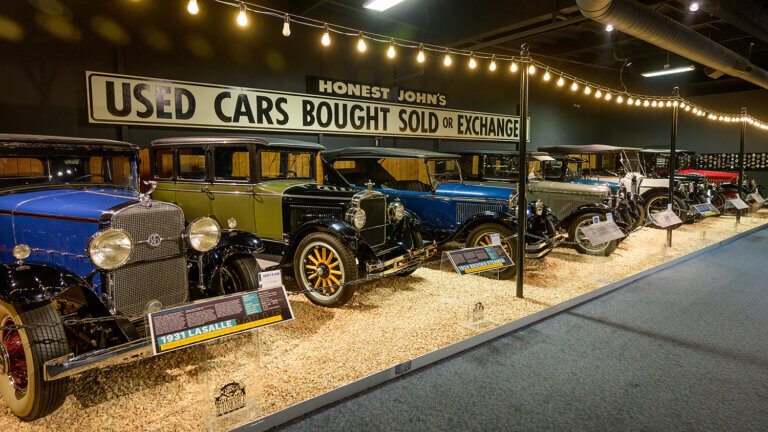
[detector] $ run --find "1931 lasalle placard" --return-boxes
[148,287,294,355]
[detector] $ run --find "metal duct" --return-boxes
[575,0,768,90]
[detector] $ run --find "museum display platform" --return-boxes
[3,214,765,432]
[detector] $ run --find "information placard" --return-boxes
[727,197,749,210]
[650,210,683,228]
[148,287,294,355]
[446,245,513,276]
[577,220,626,246]
[749,192,766,204]
[692,203,720,217]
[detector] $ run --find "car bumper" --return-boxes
[525,232,565,259]
[44,337,151,381]
[366,244,437,275]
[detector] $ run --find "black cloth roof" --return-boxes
[537,144,633,154]
[152,136,325,150]
[0,134,138,151]
[321,147,458,161]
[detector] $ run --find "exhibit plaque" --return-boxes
[446,245,513,276]
[749,192,766,204]
[577,220,626,246]
[651,210,683,228]
[148,287,294,355]
[727,197,749,210]
[692,203,720,217]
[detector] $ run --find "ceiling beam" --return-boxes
[466,15,590,51]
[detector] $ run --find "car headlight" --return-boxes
[88,228,132,270]
[346,207,366,229]
[186,217,221,252]
[388,202,405,221]
[534,200,544,216]
[12,244,31,261]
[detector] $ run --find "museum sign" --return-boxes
[86,71,527,141]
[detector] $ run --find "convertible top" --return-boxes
[450,149,553,161]
[152,136,325,150]
[548,154,588,163]
[0,134,138,151]
[537,144,633,154]
[322,147,458,161]
[641,147,694,154]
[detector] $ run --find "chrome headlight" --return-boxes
[345,207,366,229]
[88,228,132,270]
[186,217,221,252]
[12,244,31,261]
[388,202,405,221]
[534,200,544,216]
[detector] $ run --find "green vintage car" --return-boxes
[149,136,434,306]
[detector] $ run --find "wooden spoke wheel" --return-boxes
[476,233,513,258]
[466,223,517,280]
[294,233,357,307]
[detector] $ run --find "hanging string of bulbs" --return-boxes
[186,0,768,131]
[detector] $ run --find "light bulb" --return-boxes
[605,93,612,101]
[718,116,723,121]
[543,70,551,81]
[387,41,396,59]
[237,4,247,26]
[468,55,477,69]
[689,2,700,12]
[510,62,518,72]
[571,81,578,91]
[489,59,497,71]
[635,99,641,106]
[187,0,199,14]
[666,101,672,107]
[643,100,650,107]
[617,95,623,103]
[627,97,634,105]
[584,86,591,95]
[444,53,452,66]
[528,64,536,74]
[692,108,698,113]
[680,102,686,108]
[557,76,565,86]
[652,101,658,107]
[417,45,425,63]
[595,89,602,98]
[606,24,614,32]
[282,15,291,36]
[357,34,367,52]
[321,25,331,46]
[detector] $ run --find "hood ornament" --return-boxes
[365,180,374,191]
[139,180,157,205]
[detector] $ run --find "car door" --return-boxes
[208,144,256,233]
[175,145,213,222]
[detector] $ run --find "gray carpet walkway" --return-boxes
[274,228,768,431]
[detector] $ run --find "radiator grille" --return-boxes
[359,195,386,247]
[456,202,505,224]
[109,202,188,316]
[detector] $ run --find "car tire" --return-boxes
[293,233,357,307]
[217,255,260,296]
[568,212,619,256]
[644,193,688,227]
[0,300,69,421]
[466,223,518,280]
[711,193,727,214]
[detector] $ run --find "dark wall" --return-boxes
[1,1,767,182]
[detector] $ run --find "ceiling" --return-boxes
[278,0,768,96]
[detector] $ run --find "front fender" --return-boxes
[0,262,91,304]
[556,203,613,230]
[189,229,264,289]
[455,211,516,242]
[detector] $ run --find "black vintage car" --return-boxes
[150,137,435,307]
[0,135,264,420]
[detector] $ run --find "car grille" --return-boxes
[359,194,386,247]
[108,202,188,317]
[456,202,505,224]
[290,205,343,231]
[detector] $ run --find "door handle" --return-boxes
[201,186,209,193]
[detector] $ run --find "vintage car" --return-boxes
[539,144,695,222]
[149,137,434,307]
[455,149,631,256]
[320,147,564,278]
[0,134,264,420]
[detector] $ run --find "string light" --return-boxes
[605,92,612,101]
[557,74,565,86]
[543,69,551,81]
[417,44,425,63]
[651,100,657,107]
[584,85,591,95]
[387,39,395,58]
[595,89,602,98]
[643,99,650,107]
[187,0,199,15]
[443,52,452,67]
[357,33,367,52]
[528,64,536,74]
[321,24,331,46]
[489,55,497,71]
[571,80,578,91]
[627,97,634,105]
[237,3,247,26]
[635,99,641,106]
[510,62,518,72]
[617,95,623,103]
[282,14,291,36]
[666,101,672,107]
[468,53,477,69]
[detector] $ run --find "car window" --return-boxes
[154,149,174,179]
[178,147,207,180]
[215,146,250,181]
[260,150,313,180]
[0,157,45,177]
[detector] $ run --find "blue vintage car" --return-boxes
[321,147,564,278]
[0,134,264,420]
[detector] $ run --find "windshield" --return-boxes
[620,150,646,175]
[427,159,462,187]
[539,159,582,180]
[0,155,138,190]
[260,150,314,180]
[481,155,519,180]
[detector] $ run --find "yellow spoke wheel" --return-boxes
[294,233,358,307]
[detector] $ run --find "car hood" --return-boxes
[529,180,610,196]
[283,182,361,200]
[569,179,619,191]
[435,182,514,201]
[0,188,138,221]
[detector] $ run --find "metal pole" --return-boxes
[667,87,679,247]
[516,44,529,299]
[737,107,747,223]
